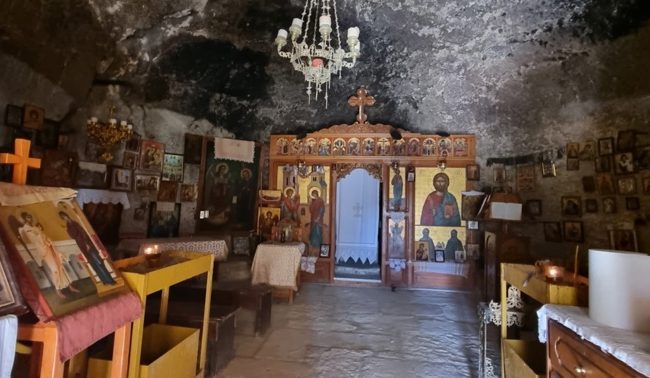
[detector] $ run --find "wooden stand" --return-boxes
[17,320,131,378]
[500,263,588,378]
[113,251,214,378]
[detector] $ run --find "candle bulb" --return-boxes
[319,15,331,27]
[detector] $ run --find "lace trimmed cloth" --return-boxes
[538,304,650,377]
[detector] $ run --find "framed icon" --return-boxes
[319,244,330,258]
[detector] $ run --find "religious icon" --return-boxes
[319,244,330,258]
[0,197,127,320]
[139,140,164,172]
[348,138,360,155]
[609,229,637,252]
[582,176,596,193]
[257,206,280,242]
[543,222,562,242]
[305,138,317,155]
[579,140,596,160]
[332,138,346,156]
[613,152,635,174]
[392,139,406,155]
[596,174,615,195]
[377,138,390,155]
[643,177,650,195]
[389,165,405,211]
[434,249,445,263]
[602,197,617,214]
[563,221,583,242]
[318,138,331,156]
[453,137,468,157]
[422,138,435,156]
[22,104,44,131]
[75,162,107,189]
[420,172,461,226]
[122,151,138,170]
[524,199,542,217]
[276,138,289,155]
[0,242,27,316]
[109,167,133,192]
[566,158,579,171]
[597,137,614,156]
[162,153,184,182]
[594,156,611,172]
[561,196,582,217]
[407,138,420,156]
[566,142,579,158]
[157,181,178,202]
[493,166,505,184]
[180,184,198,202]
[541,161,556,177]
[147,202,181,238]
[388,217,405,258]
[290,139,303,155]
[466,164,480,181]
[616,176,636,195]
[516,165,535,192]
[414,242,429,261]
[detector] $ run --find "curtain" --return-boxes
[335,169,380,264]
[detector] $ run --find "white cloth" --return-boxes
[76,189,131,209]
[538,304,650,377]
[387,259,406,272]
[413,261,471,277]
[335,169,380,264]
[214,137,255,163]
[0,315,17,378]
[115,237,228,261]
[251,242,304,290]
[300,256,318,273]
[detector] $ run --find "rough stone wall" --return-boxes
[0,1,648,254]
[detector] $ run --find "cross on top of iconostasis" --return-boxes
[348,87,376,124]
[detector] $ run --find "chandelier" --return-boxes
[275,0,361,108]
[86,106,133,163]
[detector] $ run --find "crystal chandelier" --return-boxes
[275,0,361,108]
[86,106,133,163]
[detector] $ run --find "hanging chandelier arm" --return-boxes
[332,0,342,50]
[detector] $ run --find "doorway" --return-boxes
[334,168,381,281]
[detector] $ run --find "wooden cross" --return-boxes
[348,87,375,124]
[0,139,41,185]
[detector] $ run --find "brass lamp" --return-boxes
[86,106,133,163]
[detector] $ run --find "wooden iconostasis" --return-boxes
[269,122,477,290]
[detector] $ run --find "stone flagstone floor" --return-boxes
[216,283,482,378]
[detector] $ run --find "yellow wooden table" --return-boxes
[499,263,588,378]
[113,251,214,378]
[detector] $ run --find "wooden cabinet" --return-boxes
[547,320,645,378]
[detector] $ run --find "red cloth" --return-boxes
[54,292,142,362]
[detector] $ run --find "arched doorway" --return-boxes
[334,168,381,281]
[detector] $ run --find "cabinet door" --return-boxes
[548,321,645,378]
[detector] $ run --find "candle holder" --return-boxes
[143,245,161,267]
[544,265,565,283]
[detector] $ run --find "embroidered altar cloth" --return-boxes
[115,236,229,261]
[251,242,304,290]
[214,137,255,163]
[538,304,650,377]
[76,189,131,209]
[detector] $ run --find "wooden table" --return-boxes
[251,242,304,304]
[114,251,214,378]
[17,321,131,378]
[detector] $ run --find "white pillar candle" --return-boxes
[319,15,331,27]
[277,29,288,39]
[291,18,303,28]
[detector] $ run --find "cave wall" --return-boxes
[0,1,648,257]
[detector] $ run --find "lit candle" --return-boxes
[319,15,331,27]
[311,58,324,67]
[91,117,98,123]
[144,247,153,255]
[546,265,564,281]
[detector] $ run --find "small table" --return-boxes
[251,242,304,304]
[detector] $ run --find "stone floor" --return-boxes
[216,284,484,378]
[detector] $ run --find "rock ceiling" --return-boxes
[2,0,650,155]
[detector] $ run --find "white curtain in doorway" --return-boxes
[336,169,380,264]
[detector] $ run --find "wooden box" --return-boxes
[502,339,545,378]
[213,284,272,336]
[88,324,199,378]
[146,299,238,376]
